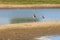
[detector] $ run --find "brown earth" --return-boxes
[0,21,60,40]
[0,4,60,9]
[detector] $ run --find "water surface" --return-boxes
[0,9,60,24]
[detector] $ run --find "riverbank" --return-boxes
[0,4,60,9]
[0,21,60,40]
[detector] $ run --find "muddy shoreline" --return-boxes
[0,4,60,9]
[0,21,60,40]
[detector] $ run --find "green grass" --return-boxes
[0,0,60,4]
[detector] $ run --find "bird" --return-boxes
[33,14,36,19]
[32,14,37,22]
[42,16,45,19]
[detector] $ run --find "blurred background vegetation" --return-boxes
[0,0,60,4]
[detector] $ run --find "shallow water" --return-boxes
[0,9,60,24]
[35,35,60,40]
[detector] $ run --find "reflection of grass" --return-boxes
[10,18,39,23]
[0,0,60,4]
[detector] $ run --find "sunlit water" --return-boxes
[0,9,60,40]
[35,35,60,40]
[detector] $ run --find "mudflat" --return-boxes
[0,21,60,40]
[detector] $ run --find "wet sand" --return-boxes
[0,21,60,40]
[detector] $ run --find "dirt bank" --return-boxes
[0,4,60,9]
[0,21,60,40]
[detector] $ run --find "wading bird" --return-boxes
[42,16,45,19]
[33,14,36,19]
